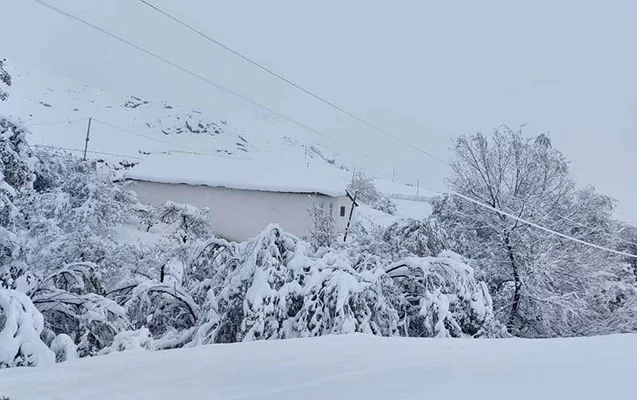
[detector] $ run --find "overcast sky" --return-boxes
[3,0,636,222]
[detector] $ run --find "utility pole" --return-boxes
[83,117,92,161]
[343,190,359,243]
[416,179,420,196]
[392,165,396,182]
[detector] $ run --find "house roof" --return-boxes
[124,152,350,197]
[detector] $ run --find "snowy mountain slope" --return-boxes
[2,63,344,168]
[2,333,635,400]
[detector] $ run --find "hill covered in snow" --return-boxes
[2,63,345,169]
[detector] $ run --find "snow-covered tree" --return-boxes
[347,171,397,215]
[307,196,336,249]
[0,118,34,290]
[617,224,637,273]
[0,59,10,102]
[432,126,623,336]
[381,219,451,260]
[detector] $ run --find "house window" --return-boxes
[340,206,346,217]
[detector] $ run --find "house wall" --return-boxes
[128,180,355,242]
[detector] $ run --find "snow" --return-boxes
[99,328,156,355]
[356,200,433,229]
[356,204,402,228]
[374,178,439,200]
[1,333,636,399]
[393,198,433,220]
[125,152,351,197]
[112,223,163,246]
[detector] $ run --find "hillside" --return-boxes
[2,333,635,399]
[3,63,343,168]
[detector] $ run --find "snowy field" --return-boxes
[2,333,635,400]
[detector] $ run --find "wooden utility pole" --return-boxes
[83,117,92,161]
[343,190,359,243]
[416,179,420,196]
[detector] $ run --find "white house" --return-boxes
[124,153,356,242]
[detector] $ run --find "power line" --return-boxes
[452,191,637,260]
[551,212,637,248]
[32,144,143,160]
[137,0,450,167]
[91,118,253,159]
[92,118,193,149]
[33,0,374,163]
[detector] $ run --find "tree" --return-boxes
[307,196,336,248]
[347,171,397,215]
[617,224,637,274]
[0,119,35,289]
[433,126,621,336]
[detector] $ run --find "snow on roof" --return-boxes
[125,152,350,197]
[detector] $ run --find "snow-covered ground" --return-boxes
[393,198,433,220]
[1,333,635,399]
[374,178,439,200]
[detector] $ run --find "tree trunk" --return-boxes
[505,235,521,332]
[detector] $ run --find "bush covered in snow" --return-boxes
[385,252,505,337]
[0,289,55,368]
[189,224,503,344]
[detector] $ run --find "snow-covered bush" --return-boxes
[285,243,401,338]
[190,225,501,345]
[120,280,199,338]
[99,327,155,355]
[31,263,130,357]
[50,334,78,363]
[386,252,506,337]
[0,289,55,368]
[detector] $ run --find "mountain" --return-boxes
[3,63,344,169]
